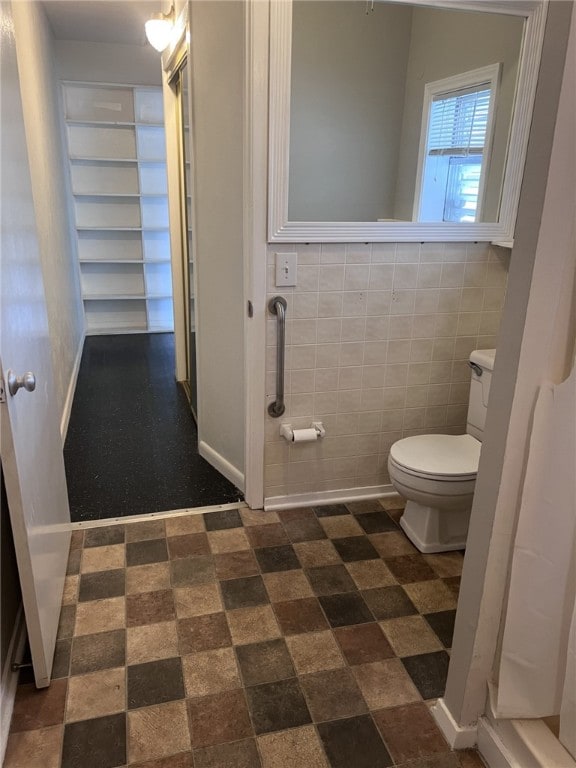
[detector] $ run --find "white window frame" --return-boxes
[413,63,501,224]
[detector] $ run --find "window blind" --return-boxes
[427,85,491,156]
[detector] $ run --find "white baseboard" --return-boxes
[431,698,478,750]
[477,716,576,768]
[264,484,396,511]
[0,606,27,764]
[477,685,576,768]
[60,330,85,442]
[477,717,516,768]
[198,441,245,493]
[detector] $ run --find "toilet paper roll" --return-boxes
[291,428,319,443]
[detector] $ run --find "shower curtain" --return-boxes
[497,365,576,759]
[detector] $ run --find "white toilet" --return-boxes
[388,349,496,553]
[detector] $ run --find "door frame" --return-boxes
[242,0,270,509]
[162,4,268,507]
[162,13,189,385]
[166,41,196,417]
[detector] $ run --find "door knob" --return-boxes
[7,370,36,396]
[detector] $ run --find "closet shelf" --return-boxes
[66,82,174,335]
[87,327,149,336]
[66,119,163,128]
[70,157,167,166]
[83,294,172,301]
[76,226,169,232]
[83,294,147,301]
[82,293,172,301]
[79,258,171,265]
[74,193,168,199]
[70,155,137,163]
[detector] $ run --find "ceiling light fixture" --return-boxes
[145,6,175,53]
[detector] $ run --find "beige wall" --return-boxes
[394,7,524,221]
[13,2,84,433]
[289,1,412,221]
[55,40,162,86]
[189,1,245,480]
[265,240,508,501]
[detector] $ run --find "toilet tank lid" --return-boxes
[389,434,481,477]
[470,348,496,371]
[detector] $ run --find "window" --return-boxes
[415,65,500,223]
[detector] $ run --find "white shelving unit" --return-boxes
[63,82,174,334]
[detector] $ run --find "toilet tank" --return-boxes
[467,349,496,441]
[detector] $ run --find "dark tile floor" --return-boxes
[5,499,484,768]
[64,334,243,522]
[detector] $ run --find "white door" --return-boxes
[0,1,71,689]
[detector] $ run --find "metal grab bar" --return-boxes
[268,296,287,417]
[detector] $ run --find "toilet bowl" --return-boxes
[388,434,480,553]
[388,349,496,553]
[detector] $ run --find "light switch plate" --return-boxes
[275,252,297,287]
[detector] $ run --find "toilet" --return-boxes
[388,349,496,553]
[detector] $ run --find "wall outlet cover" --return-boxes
[275,252,297,287]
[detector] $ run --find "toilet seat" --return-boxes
[389,434,480,481]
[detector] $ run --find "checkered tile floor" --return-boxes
[5,499,484,768]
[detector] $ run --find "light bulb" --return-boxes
[145,13,173,53]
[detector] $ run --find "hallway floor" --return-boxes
[64,334,243,522]
[5,500,483,768]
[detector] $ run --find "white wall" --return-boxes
[55,40,162,86]
[289,1,412,221]
[13,2,84,434]
[394,7,523,222]
[189,1,245,483]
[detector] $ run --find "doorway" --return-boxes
[50,7,246,523]
[64,334,242,521]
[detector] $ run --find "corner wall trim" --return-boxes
[198,441,245,494]
[264,484,396,511]
[431,698,478,750]
[0,606,27,764]
[60,330,85,442]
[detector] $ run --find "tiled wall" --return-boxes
[265,241,509,500]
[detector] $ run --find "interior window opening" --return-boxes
[416,66,500,223]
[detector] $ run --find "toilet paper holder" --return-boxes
[280,422,326,442]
